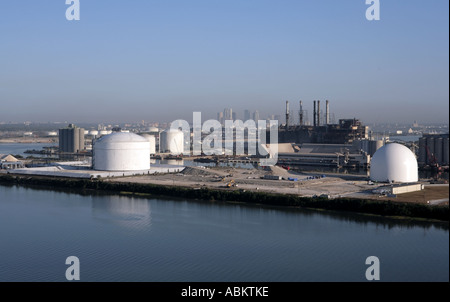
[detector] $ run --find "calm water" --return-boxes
[0,143,57,157]
[0,184,448,282]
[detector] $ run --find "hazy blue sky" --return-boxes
[0,0,448,124]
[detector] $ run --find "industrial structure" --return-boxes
[276,142,372,168]
[370,143,418,183]
[0,154,24,170]
[140,134,157,155]
[159,129,184,155]
[92,132,151,171]
[352,139,384,157]
[418,133,449,168]
[59,124,85,153]
[276,101,369,145]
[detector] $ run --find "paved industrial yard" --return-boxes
[106,165,449,205]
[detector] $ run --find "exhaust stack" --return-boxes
[299,100,303,126]
[285,100,290,127]
[317,100,321,126]
[313,100,317,127]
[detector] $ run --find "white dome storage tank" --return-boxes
[93,132,150,171]
[140,134,156,155]
[370,143,418,183]
[160,129,184,155]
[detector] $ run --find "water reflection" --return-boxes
[0,184,448,282]
[91,195,152,230]
[2,184,447,231]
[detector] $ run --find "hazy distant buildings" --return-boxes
[59,124,85,153]
[224,108,233,121]
[217,112,224,124]
[252,111,260,122]
[244,110,251,121]
[217,108,264,123]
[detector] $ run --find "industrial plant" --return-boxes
[0,100,448,207]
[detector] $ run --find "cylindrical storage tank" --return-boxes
[426,137,434,165]
[444,137,449,165]
[93,132,150,171]
[148,127,159,133]
[84,130,89,135]
[89,130,99,136]
[370,143,418,183]
[160,130,184,155]
[418,137,427,165]
[99,130,109,136]
[369,140,383,157]
[140,134,157,155]
[434,137,443,165]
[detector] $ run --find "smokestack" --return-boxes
[299,100,303,126]
[317,100,321,126]
[286,100,290,127]
[326,100,330,125]
[313,100,317,127]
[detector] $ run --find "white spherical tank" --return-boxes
[140,134,156,154]
[160,130,184,155]
[93,132,150,171]
[370,143,418,183]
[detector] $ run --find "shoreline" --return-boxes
[0,174,448,222]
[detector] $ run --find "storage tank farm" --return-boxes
[418,134,449,166]
[93,132,151,171]
[160,129,184,155]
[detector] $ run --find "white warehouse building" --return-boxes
[93,132,150,171]
[370,143,418,183]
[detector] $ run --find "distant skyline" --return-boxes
[0,1,448,124]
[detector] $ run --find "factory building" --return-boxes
[276,143,371,168]
[418,134,449,167]
[92,132,150,171]
[370,143,418,183]
[276,101,368,145]
[59,124,85,153]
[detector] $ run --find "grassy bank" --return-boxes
[0,174,448,222]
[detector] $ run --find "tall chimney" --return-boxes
[313,101,316,127]
[317,100,321,126]
[299,100,303,126]
[286,100,290,127]
[326,100,330,125]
